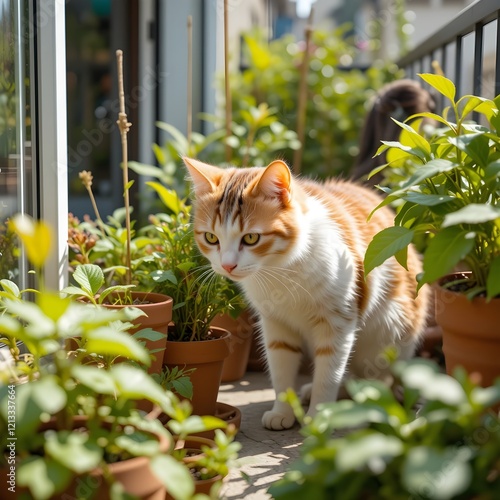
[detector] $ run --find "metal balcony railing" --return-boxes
[398,0,500,101]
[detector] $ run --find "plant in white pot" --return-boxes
[365,73,500,385]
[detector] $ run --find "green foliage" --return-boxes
[0,219,19,282]
[0,215,239,500]
[365,74,500,299]
[226,29,402,178]
[127,102,300,205]
[269,359,500,500]
[68,210,158,291]
[61,262,136,305]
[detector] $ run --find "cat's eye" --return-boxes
[242,233,260,246]
[204,232,219,245]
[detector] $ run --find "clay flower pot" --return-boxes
[212,309,255,382]
[163,327,231,415]
[104,291,173,376]
[435,276,500,386]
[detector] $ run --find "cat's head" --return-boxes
[183,157,303,282]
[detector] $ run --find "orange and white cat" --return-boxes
[184,157,429,430]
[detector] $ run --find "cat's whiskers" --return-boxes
[260,266,313,303]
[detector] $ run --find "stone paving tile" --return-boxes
[217,371,311,499]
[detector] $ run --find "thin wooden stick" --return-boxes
[187,15,193,148]
[224,0,232,163]
[116,49,132,286]
[292,10,314,175]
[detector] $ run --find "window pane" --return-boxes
[0,0,34,284]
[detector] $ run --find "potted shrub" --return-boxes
[269,358,500,499]
[364,73,500,386]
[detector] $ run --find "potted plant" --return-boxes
[0,214,239,500]
[142,182,243,416]
[269,357,500,499]
[0,215,175,499]
[364,73,500,386]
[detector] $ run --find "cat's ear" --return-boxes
[183,157,222,195]
[254,160,292,205]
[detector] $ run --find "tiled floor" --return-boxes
[217,370,311,500]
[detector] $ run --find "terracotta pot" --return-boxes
[164,436,224,500]
[104,291,173,376]
[163,327,231,415]
[435,277,500,387]
[2,416,172,500]
[212,309,254,382]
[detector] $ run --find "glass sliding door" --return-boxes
[0,0,35,287]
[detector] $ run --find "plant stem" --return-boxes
[116,50,132,286]
[293,11,314,175]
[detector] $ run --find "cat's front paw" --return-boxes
[262,409,295,430]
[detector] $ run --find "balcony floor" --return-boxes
[218,370,310,500]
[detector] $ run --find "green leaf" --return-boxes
[31,376,68,414]
[0,279,20,298]
[336,432,403,472]
[442,204,500,227]
[73,264,105,296]
[449,133,490,168]
[150,454,195,500]
[458,95,492,120]
[115,431,161,457]
[133,328,166,342]
[124,179,135,192]
[399,361,466,405]
[402,193,455,206]
[402,446,472,500]
[396,159,457,192]
[84,327,151,366]
[364,227,415,276]
[418,73,456,102]
[486,256,500,299]
[147,181,182,215]
[314,399,389,430]
[45,430,103,473]
[391,118,431,154]
[484,160,500,181]
[171,377,194,400]
[150,269,177,285]
[110,364,172,408]
[128,161,164,179]
[421,227,476,285]
[71,365,117,395]
[37,292,72,322]
[17,456,73,500]
[155,121,189,152]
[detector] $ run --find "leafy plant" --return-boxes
[226,28,402,178]
[269,358,500,500]
[61,262,135,305]
[364,73,500,299]
[0,215,239,500]
[156,365,195,400]
[127,102,300,208]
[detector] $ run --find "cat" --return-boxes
[183,156,430,430]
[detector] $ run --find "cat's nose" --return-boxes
[222,263,237,273]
